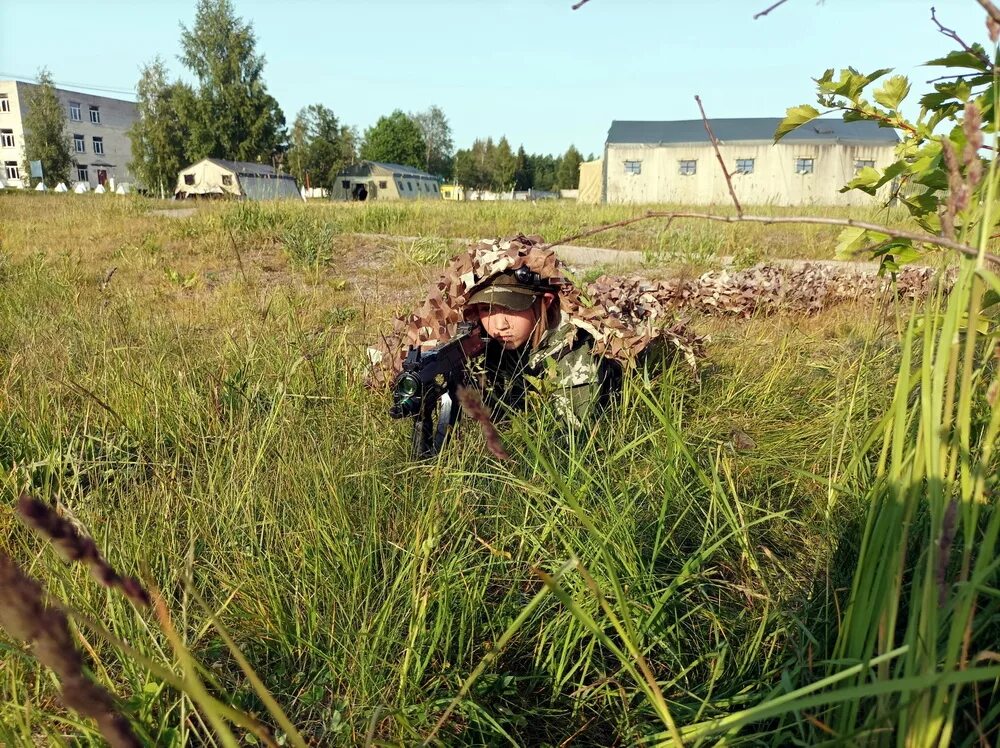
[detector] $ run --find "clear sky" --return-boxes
[0,0,990,156]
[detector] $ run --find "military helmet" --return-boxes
[466,266,557,311]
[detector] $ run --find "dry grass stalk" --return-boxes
[457,385,510,460]
[16,493,151,609]
[0,553,141,747]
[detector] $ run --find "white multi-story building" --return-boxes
[0,79,137,189]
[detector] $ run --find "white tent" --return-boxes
[35,182,47,191]
[94,184,106,194]
[114,183,131,195]
[54,182,68,192]
[73,182,90,193]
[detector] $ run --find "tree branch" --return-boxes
[753,0,791,20]
[571,0,592,9]
[931,6,994,70]
[542,211,1000,266]
[695,95,743,217]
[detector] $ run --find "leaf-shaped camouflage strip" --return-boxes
[587,264,948,323]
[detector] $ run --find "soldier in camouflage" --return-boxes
[371,234,702,439]
[464,269,621,424]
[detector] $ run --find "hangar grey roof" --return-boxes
[606,118,900,146]
[206,158,295,178]
[338,161,438,179]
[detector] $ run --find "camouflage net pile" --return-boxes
[369,234,705,387]
[588,263,946,323]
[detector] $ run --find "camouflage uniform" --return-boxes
[479,311,620,426]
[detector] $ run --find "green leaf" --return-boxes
[925,46,991,72]
[818,67,893,101]
[774,104,821,142]
[840,167,882,195]
[834,227,868,259]
[873,75,911,110]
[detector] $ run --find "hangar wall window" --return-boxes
[378,180,387,189]
[623,160,641,175]
[854,159,876,174]
[795,158,814,174]
[184,174,195,185]
[342,180,351,189]
[678,160,697,176]
[735,158,754,174]
[222,175,233,186]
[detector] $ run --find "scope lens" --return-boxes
[397,375,419,399]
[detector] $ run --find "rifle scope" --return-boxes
[389,372,422,419]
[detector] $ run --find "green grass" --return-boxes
[0,192,996,745]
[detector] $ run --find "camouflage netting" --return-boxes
[369,234,705,387]
[588,263,948,323]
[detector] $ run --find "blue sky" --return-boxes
[0,0,990,156]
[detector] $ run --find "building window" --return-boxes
[854,159,876,174]
[184,174,195,185]
[378,180,387,189]
[678,160,697,176]
[624,160,641,175]
[92,136,104,155]
[222,175,233,186]
[795,158,814,175]
[0,95,9,112]
[89,106,101,124]
[74,134,85,153]
[69,102,81,121]
[4,161,19,180]
[735,158,754,174]
[407,181,413,191]
[76,165,89,182]
[0,129,13,148]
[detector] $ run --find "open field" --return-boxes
[0,193,996,745]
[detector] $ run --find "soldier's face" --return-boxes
[476,304,538,350]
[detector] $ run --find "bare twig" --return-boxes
[542,210,1000,266]
[931,6,994,70]
[227,228,249,284]
[753,0,791,20]
[695,95,743,216]
[571,0,592,8]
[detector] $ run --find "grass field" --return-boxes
[0,192,997,746]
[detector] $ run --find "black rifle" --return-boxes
[388,322,485,458]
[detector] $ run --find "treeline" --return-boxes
[453,140,587,193]
[126,0,587,195]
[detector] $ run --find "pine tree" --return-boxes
[556,145,583,190]
[287,104,356,191]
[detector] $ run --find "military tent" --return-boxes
[578,159,603,204]
[175,158,301,201]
